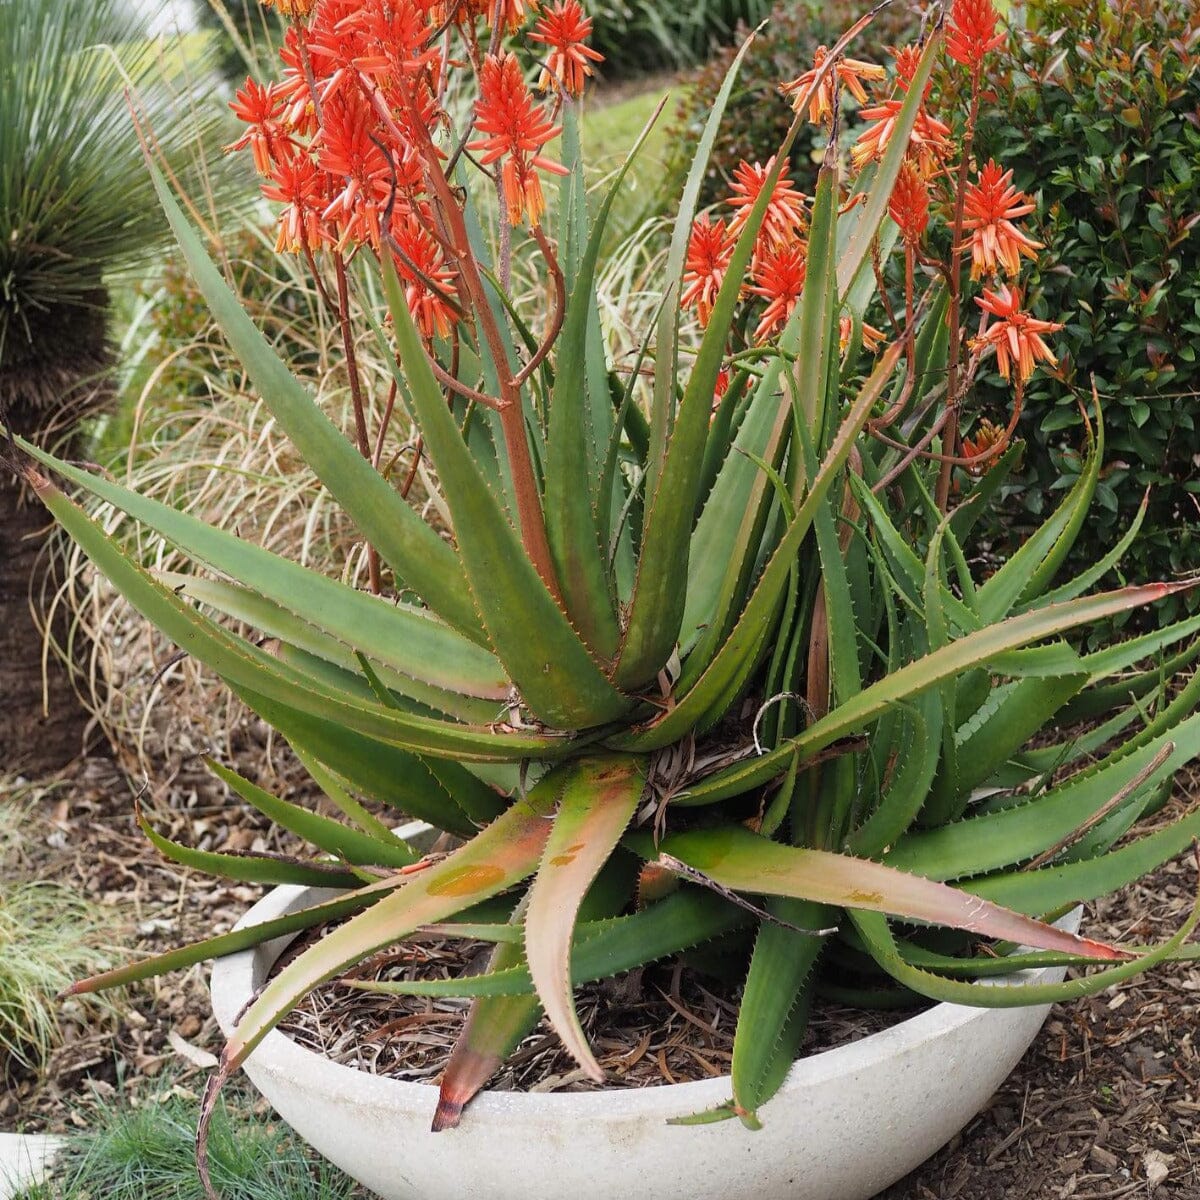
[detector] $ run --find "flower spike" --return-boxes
[974,284,1063,383]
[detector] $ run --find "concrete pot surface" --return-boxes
[212,855,1076,1200]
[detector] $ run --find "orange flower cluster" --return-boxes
[681,156,813,345]
[961,160,1042,278]
[229,0,603,336]
[781,45,885,125]
[974,285,1063,384]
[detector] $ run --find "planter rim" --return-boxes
[211,821,1081,1122]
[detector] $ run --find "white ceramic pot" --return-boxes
[211,846,1076,1200]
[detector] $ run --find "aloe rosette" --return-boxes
[15,0,1200,1170]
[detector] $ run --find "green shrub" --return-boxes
[663,0,922,208]
[588,0,772,73]
[971,0,1200,621]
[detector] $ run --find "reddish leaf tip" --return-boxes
[431,1091,465,1132]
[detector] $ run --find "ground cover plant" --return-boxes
[10,0,1200,1191]
[13,1078,362,1200]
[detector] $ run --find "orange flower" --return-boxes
[780,45,885,125]
[946,0,1004,68]
[838,315,886,355]
[681,215,734,327]
[228,78,295,176]
[961,160,1042,278]
[974,285,1063,383]
[390,214,458,340]
[727,157,806,249]
[261,153,327,252]
[750,240,807,342]
[888,160,929,243]
[530,0,604,96]
[469,51,568,226]
[960,417,1007,472]
[261,0,318,18]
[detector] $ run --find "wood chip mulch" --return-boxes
[4,752,1200,1199]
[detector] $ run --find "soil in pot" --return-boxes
[274,923,928,1094]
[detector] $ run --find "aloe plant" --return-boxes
[12,0,1200,1180]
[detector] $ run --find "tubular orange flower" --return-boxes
[838,314,885,355]
[850,50,952,174]
[780,45,885,125]
[974,285,1063,384]
[228,78,296,176]
[946,0,1004,68]
[530,0,604,96]
[727,157,807,249]
[681,215,734,327]
[888,159,929,243]
[750,240,807,342]
[261,153,327,252]
[390,213,458,340]
[961,160,1042,278]
[469,51,567,226]
[960,417,1007,472]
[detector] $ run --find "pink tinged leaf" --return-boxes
[524,755,647,1081]
[434,898,538,1132]
[210,776,565,1120]
[198,789,560,1194]
[658,827,1128,962]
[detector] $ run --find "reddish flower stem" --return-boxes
[935,60,983,511]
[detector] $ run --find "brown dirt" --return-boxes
[3,751,1200,1198]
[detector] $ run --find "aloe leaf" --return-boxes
[25,462,569,766]
[836,31,942,299]
[617,346,902,750]
[544,109,663,658]
[849,887,1200,1008]
[291,749,409,844]
[683,580,1195,801]
[523,755,645,1079]
[136,802,363,889]
[236,688,497,836]
[963,818,1200,914]
[884,718,1200,880]
[433,900,539,1132]
[163,574,501,724]
[348,888,749,999]
[206,759,418,868]
[1035,486,1150,607]
[845,692,940,857]
[647,29,761,495]
[137,157,480,640]
[18,442,507,702]
[656,825,1125,960]
[218,773,565,1085]
[730,901,828,1123]
[66,883,397,995]
[951,673,1088,800]
[975,412,1101,622]
[380,256,632,728]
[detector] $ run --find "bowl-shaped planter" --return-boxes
[211,830,1077,1200]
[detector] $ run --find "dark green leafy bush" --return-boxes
[663,0,922,207]
[971,0,1200,620]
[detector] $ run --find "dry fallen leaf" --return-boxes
[167,1030,219,1069]
[1143,1148,1172,1190]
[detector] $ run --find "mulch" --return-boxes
[3,750,1199,1199]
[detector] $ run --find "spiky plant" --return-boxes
[0,0,230,772]
[12,0,1200,1185]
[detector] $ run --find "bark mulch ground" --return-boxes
[3,752,1198,1199]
